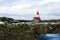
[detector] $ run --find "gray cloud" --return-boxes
[0,0,60,20]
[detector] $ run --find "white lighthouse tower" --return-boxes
[33,11,41,23]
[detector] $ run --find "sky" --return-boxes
[0,0,60,20]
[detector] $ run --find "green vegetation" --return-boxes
[0,24,34,40]
[0,17,60,40]
[0,17,14,23]
[0,24,60,40]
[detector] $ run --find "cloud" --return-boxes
[0,0,60,20]
[0,0,35,14]
[0,0,4,4]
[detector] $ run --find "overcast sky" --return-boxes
[0,0,60,20]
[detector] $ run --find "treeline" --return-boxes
[17,19,60,22]
[17,20,32,22]
[40,19,60,22]
[0,17,14,23]
[0,17,60,23]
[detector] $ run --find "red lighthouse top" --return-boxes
[34,11,40,20]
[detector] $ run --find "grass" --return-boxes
[0,24,60,40]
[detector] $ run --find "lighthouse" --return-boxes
[33,11,41,23]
